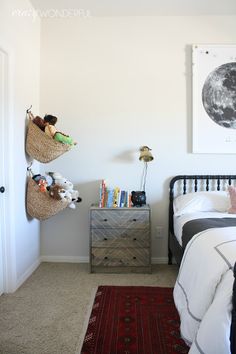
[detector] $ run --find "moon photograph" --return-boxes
[202,62,236,129]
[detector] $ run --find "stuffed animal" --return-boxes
[28,112,46,131]
[46,172,82,208]
[71,189,82,203]
[52,174,82,209]
[46,172,61,185]
[32,174,44,184]
[38,179,47,193]
[29,112,77,145]
[49,184,72,203]
[33,174,53,192]
[44,114,77,146]
[32,174,48,192]
[33,116,46,131]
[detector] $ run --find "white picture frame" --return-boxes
[192,44,236,153]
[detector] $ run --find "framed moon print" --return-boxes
[192,44,236,153]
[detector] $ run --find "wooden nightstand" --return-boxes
[90,205,151,273]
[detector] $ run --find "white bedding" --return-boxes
[174,211,236,245]
[189,269,233,354]
[174,225,236,354]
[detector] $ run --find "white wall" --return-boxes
[40,15,236,263]
[0,0,40,290]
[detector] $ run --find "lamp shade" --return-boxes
[139,146,154,162]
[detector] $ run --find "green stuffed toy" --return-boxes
[44,114,77,146]
[54,132,74,145]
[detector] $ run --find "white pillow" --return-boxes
[173,191,230,216]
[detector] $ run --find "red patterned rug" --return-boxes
[81,286,189,354]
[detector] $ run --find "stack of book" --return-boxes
[98,180,132,208]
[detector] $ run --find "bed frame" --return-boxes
[168,174,236,265]
[168,174,236,354]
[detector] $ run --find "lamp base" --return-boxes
[131,191,146,207]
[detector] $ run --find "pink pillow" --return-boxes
[228,186,236,213]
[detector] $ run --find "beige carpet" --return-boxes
[0,263,178,354]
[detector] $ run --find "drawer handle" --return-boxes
[133,218,137,222]
[104,237,108,241]
[103,219,108,222]
[133,256,137,260]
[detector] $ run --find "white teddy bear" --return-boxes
[48,172,81,209]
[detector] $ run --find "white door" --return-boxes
[0,48,7,295]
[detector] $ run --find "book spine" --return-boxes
[99,182,103,208]
[113,187,120,208]
[120,190,125,207]
[128,193,132,207]
[107,188,114,208]
[100,179,106,208]
[104,187,108,208]
[117,189,121,208]
[124,191,128,207]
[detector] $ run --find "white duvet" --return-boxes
[174,225,236,354]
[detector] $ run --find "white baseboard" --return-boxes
[41,255,168,265]
[10,256,170,293]
[15,258,41,292]
[40,255,89,263]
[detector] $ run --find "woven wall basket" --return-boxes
[26,119,71,163]
[26,178,69,220]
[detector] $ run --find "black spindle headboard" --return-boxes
[169,175,236,236]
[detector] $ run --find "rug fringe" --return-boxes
[75,287,98,354]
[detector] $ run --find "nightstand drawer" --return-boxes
[91,228,150,247]
[91,209,149,229]
[91,247,150,267]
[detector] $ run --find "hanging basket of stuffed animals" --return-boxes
[26,116,72,163]
[26,177,69,220]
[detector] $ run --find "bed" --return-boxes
[168,175,236,354]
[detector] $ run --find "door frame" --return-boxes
[0,46,16,293]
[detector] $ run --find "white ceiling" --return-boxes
[29,0,236,16]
